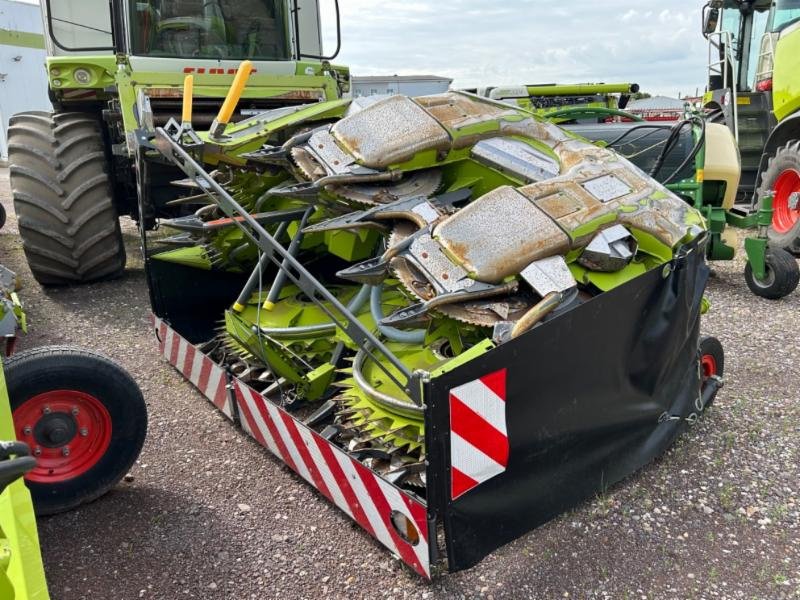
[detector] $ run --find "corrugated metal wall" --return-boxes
[0,0,50,160]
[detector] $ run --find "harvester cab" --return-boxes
[704,0,800,254]
[8,0,347,285]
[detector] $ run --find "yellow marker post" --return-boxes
[209,60,254,139]
[182,74,194,125]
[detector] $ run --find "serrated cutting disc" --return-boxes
[327,169,443,206]
[290,147,325,181]
[388,223,536,327]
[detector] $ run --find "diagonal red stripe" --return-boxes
[356,465,425,576]
[197,356,212,394]
[313,436,376,538]
[158,321,167,353]
[277,412,334,503]
[450,395,509,468]
[210,368,228,411]
[169,332,181,366]
[234,384,273,451]
[182,344,196,379]
[451,466,479,500]
[479,368,506,401]
[245,384,299,473]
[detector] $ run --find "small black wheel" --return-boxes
[4,346,147,515]
[744,247,800,299]
[699,336,724,409]
[0,203,6,230]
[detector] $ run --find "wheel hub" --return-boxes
[33,412,77,448]
[13,389,112,483]
[701,354,718,379]
[772,168,800,234]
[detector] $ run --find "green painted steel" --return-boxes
[0,29,45,50]
[0,360,50,600]
[523,83,639,96]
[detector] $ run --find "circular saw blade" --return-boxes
[388,222,536,327]
[290,147,325,181]
[327,169,443,206]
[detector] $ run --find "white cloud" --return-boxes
[323,0,709,97]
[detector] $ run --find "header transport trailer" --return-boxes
[137,65,724,576]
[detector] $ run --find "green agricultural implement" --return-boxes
[0,264,147,597]
[1,264,147,512]
[470,82,643,124]
[138,64,724,576]
[0,355,49,600]
[701,0,800,275]
[7,0,347,285]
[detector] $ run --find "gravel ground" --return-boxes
[1,167,798,600]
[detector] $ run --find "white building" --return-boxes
[0,0,51,161]
[352,75,452,98]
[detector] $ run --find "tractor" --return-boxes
[7,0,346,285]
[703,0,800,254]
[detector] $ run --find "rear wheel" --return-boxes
[8,111,125,285]
[4,346,147,515]
[757,141,800,255]
[743,247,800,299]
[699,336,724,409]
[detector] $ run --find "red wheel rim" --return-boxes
[772,168,800,234]
[13,390,112,483]
[701,354,718,379]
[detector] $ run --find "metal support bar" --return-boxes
[153,128,419,403]
[264,207,314,310]
[233,220,291,312]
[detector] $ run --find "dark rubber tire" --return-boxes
[8,111,125,285]
[757,141,800,255]
[0,203,6,230]
[4,346,147,515]
[699,336,724,377]
[699,336,724,409]
[743,247,800,300]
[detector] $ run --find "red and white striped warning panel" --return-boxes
[151,317,430,578]
[449,368,509,500]
[234,379,431,578]
[154,317,233,419]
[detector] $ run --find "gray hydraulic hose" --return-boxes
[370,284,426,344]
[353,346,423,417]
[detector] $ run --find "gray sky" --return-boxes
[327,1,708,98]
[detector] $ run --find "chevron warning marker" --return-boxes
[449,368,509,500]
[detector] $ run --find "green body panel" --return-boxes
[0,29,45,50]
[46,55,348,156]
[772,26,800,122]
[523,83,638,96]
[0,359,50,600]
[743,195,774,279]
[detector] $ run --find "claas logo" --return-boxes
[183,67,259,75]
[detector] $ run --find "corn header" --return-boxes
[141,64,723,575]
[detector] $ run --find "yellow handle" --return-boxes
[217,60,253,125]
[182,75,194,124]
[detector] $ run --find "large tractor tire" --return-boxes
[757,141,800,255]
[4,346,147,515]
[7,112,125,285]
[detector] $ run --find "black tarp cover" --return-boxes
[426,238,709,571]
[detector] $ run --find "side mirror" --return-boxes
[703,6,720,37]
